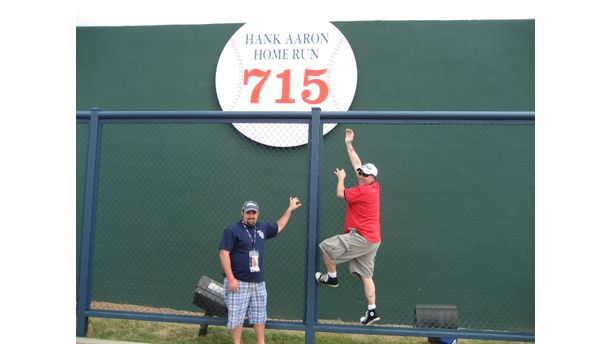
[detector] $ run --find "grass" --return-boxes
[86,317,534,344]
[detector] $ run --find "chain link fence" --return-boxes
[77,111,534,341]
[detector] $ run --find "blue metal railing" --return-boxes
[76,108,533,122]
[76,108,535,343]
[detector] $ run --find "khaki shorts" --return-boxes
[319,230,380,278]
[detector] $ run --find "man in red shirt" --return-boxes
[315,128,382,325]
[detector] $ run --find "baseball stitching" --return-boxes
[228,37,244,111]
[327,36,345,111]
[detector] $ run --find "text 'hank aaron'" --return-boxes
[245,33,330,45]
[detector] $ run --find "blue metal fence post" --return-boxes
[76,108,102,337]
[304,108,323,344]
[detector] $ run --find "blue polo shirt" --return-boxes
[219,220,278,282]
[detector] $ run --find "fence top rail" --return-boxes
[76,109,534,121]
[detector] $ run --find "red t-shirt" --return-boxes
[343,182,381,243]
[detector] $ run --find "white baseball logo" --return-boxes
[215,21,358,147]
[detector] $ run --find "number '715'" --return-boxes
[244,68,329,104]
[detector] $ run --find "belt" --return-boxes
[349,228,363,236]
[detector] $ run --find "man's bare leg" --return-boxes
[253,324,265,344]
[360,275,376,305]
[231,325,243,344]
[322,251,337,273]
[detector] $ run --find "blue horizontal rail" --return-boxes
[86,309,307,331]
[314,324,534,342]
[76,108,534,123]
[85,309,533,342]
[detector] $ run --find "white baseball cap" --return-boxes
[359,163,378,177]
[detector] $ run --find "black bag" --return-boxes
[192,275,228,317]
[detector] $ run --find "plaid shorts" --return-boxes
[223,279,267,329]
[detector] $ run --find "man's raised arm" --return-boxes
[345,128,363,174]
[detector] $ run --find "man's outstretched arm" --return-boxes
[345,128,362,174]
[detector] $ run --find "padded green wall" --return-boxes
[77,20,534,111]
[76,20,534,331]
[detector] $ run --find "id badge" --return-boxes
[249,250,260,272]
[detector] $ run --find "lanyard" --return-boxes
[244,224,257,249]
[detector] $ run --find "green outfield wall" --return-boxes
[77,20,534,332]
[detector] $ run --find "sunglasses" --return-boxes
[358,170,372,177]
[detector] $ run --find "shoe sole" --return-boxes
[315,273,339,288]
[361,317,380,326]
[322,283,339,288]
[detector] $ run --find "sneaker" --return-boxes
[315,272,339,287]
[360,309,380,325]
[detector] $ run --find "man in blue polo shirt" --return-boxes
[219,197,301,344]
